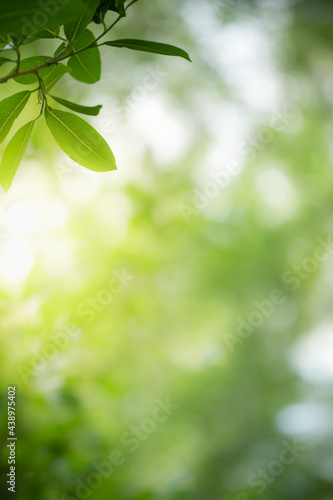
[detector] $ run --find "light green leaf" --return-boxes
[65,0,99,42]
[0,120,34,192]
[13,56,53,85]
[0,91,30,143]
[45,107,116,172]
[67,29,101,84]
[43,64,71,93]
[104,39,192,61]
[49,95,102,116]
[0,1,85,40]
[54,42,71,58]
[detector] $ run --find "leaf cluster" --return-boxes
[0,0,191,191]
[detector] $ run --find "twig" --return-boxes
[0,1,139,86]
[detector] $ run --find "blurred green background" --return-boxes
[1,0,333,499]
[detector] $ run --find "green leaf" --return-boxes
[0,120,34,192]
[49,95,102,116]
[13,56,53,85]
[33,26,60,38]
[23,26,60,44]
[104,39,192,61]
[45,107,116,172]
[54,42,71,58]
[0,1,86,41]
[65,0,99,42]
[9,34,27,46]
[93,0,127,20]
[0,56,14,66]
[110,0,126,16]
[67,29,101,84]
[43,64,71,93]
[0,91,30,144]
[92,0,109,24]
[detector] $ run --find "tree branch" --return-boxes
[0,0,139,86]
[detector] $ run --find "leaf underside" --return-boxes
[0,90,30,143]
[68,29,101,84]
[105,39,192,61]
[65,0,100,43]
[0,120,34,192]
[49,95,102,116]
[44,107,116,172]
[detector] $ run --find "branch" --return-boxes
[0,0,138,86]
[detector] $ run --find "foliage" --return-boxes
[0,0,190,191]
[0,0,333,499]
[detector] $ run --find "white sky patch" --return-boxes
[290,323,333,383]
[97,192,133,229]
[276,402,332,437]
[255,166,299,223]
[184,1,282,112]
[38,198,68,233]
[0,238,35,283]
[61,166,104,203]
[40,239,75,279]
[129,96,192,166]
[7,201,40,236]
[195,102,249,184]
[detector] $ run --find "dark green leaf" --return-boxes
[104,39,191,61]
[45,107,116,172]
[65,0,100,42]
[0,56,14,67]
[0,91,30,143]
[13,56,53,85]
[111,0,126,16]
[92,0,109,24]
[0,1,86,40]
[10,34,27,46]
[23,26,60,44]
[67,29,101,84]
[0,120,34,192]
[49,95,102,116]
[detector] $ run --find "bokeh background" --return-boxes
[1,0,333,498]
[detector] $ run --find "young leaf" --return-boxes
[67,29,101,84]
[13,56,53,85]
[104,39,192,61]
[65,0,100,43]
[49,95,102,116]
[44,107,116,172]
[0,120,34,192]
[0,91,30,143]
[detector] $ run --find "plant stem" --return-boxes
[14,46,21,73]
[36,73,46,116]
[0,1,138,85]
